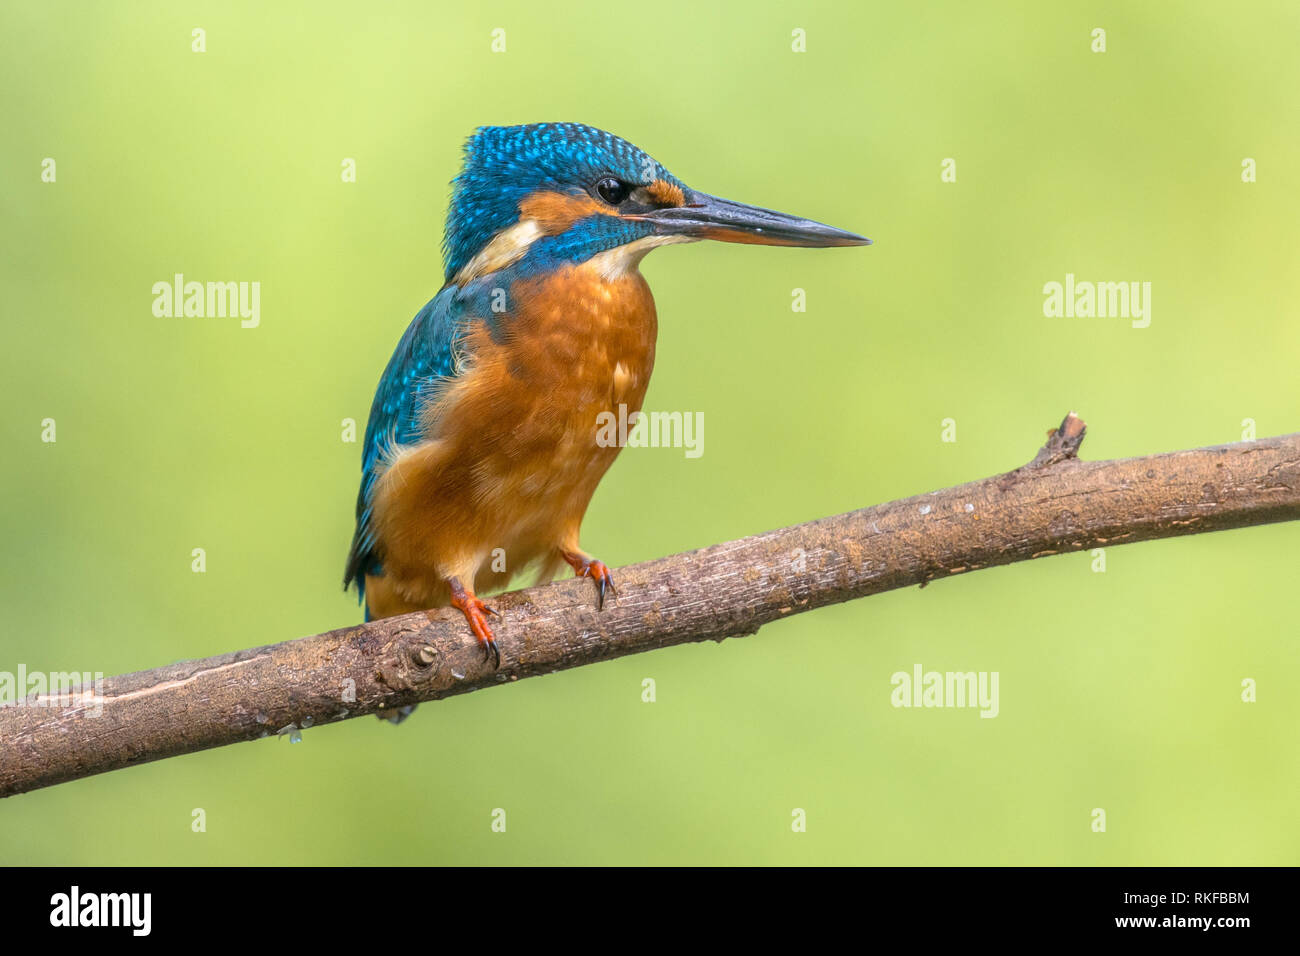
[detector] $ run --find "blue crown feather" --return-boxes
[442,122,684,281]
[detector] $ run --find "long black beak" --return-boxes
[636,190,870,248]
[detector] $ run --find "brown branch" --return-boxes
[3,413,1299,798]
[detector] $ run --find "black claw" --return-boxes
[483,640,500,668]
[571,557,617,611]
[483,604,500,618]
[598,572,616,610]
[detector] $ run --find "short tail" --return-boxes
[377,704,417,725]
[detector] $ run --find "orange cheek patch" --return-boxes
[518,191,607,235]
[646,179,685,207]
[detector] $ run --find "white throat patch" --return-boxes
[586,234,697,280]
[453,223,696,285]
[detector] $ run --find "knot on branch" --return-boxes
[371,624,445,696]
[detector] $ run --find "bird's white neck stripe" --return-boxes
[452,222,696,285]
[452,219,544,285]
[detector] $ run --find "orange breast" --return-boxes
[367,260,658,613]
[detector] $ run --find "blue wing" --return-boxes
[343,285,465,605]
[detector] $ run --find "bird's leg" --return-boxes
[561,550,617,610]
[447,575,500,668]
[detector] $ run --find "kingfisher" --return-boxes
[344,122,868,693]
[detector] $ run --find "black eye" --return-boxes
[595,177,631,205]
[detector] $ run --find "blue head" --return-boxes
[442,122,869,284]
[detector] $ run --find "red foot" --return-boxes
[449,578,499,667]
[562,552,617,610]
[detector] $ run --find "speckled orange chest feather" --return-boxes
[364,262,656,618]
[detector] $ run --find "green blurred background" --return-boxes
[2,0,1297,865]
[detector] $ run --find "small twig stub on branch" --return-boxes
[1033,411,1088,467]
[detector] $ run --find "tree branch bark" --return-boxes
[3,413,1298,798]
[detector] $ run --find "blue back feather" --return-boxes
[343,287,460,600]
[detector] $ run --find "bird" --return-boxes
[344,122,868,718]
